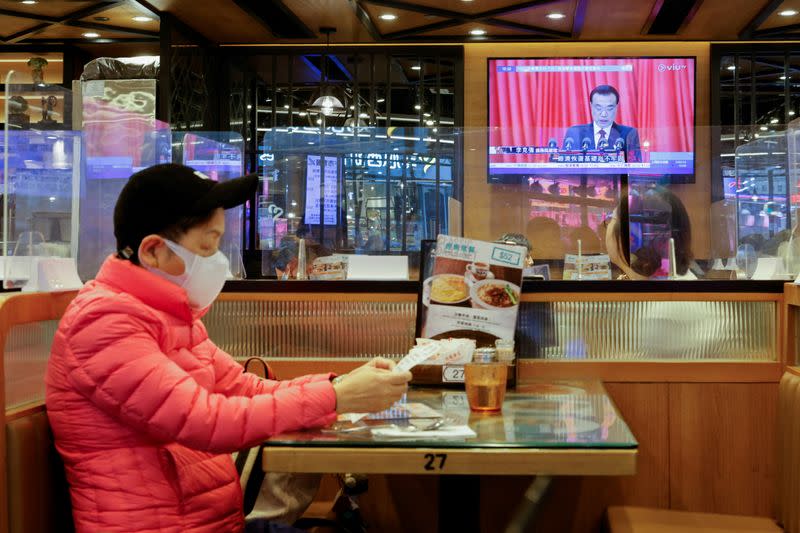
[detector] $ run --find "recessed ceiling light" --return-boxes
[771,118,780,124]
[781,75,788,80]
[379,13,397,21]
[411,65,422,70]
[132,16,152,22]
[414,104,421,110]
[469,29,487,36]
[780,9,799,16]
[790,110,796,116]
[377,98,385,103]
[82,32,100,38]
[727,65,736,71]
[21,1,37,4]
[546,12,566,19]
[760,126,769,131]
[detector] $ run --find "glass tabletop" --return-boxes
[265,380,637,449]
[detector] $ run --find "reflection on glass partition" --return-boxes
[76,123,247,280]
[77,77,161,281]
[259,127,455,279]
[177,131,246,278]
[733,133,792,279]
[3,71,82,291]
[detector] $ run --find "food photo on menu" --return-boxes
[420,235,526,345]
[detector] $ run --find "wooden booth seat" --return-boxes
[608,368,800,533]
[5,409,74,533]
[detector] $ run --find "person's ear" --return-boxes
[138,234,166,269]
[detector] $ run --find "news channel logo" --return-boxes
[657,63,688,72]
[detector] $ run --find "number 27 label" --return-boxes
[442,365,464,383]
[424,453,447,470]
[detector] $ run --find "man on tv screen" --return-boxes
[562,84,641,162]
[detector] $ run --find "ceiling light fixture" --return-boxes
[780,9,799,16]
[469,29,487,36]
[727,65,736,71]
[307,27,347,119]
[379,13,397,21]
[791,111,797,116]
[21,1,37,4]
[411,65,422,70]
[771,118,780,124]
[546,12,566,19]
[132,16,152,22]
[82,32,100,38]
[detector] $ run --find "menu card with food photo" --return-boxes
[309,255,348,280]
[561,254,612,280]
[419,235,527,345]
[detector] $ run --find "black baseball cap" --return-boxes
[114,163,258,260]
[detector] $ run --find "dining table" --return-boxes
[261,380,638,532]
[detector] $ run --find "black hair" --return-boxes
[611,187,693,277]
[117,211,217,265]
[589,85,620,105]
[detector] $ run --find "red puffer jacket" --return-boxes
[45,256,337,533]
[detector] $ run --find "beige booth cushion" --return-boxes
[607,506,782,533]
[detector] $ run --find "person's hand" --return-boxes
[348,357,397,374]
[333,366,412,414]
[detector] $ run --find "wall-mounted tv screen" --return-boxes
[488,57,696,183]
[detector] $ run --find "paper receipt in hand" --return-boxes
[394,343,440,373]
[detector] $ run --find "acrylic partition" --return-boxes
[173,131,246,278]
[253,125,762,282]
[258,127,457,280]
[76,123,247,281]
[3,71,81,292]
[733,132,793,279]
[76,76,163,281]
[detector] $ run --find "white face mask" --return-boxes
[141,238,229,309]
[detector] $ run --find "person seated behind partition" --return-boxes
[603,186,694,280]
[45,163,412,533]
[526,216,566,261]
[566,225,604,255]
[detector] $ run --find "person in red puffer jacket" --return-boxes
[45,164,411,533]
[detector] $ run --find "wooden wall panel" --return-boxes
[669,383,778,516]
[476,383,669,532]
[357,476,440,533]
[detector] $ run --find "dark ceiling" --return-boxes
[2,0,800,48]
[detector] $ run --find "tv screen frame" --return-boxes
[486,56,698,185]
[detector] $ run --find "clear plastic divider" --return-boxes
[3,71,81,291]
